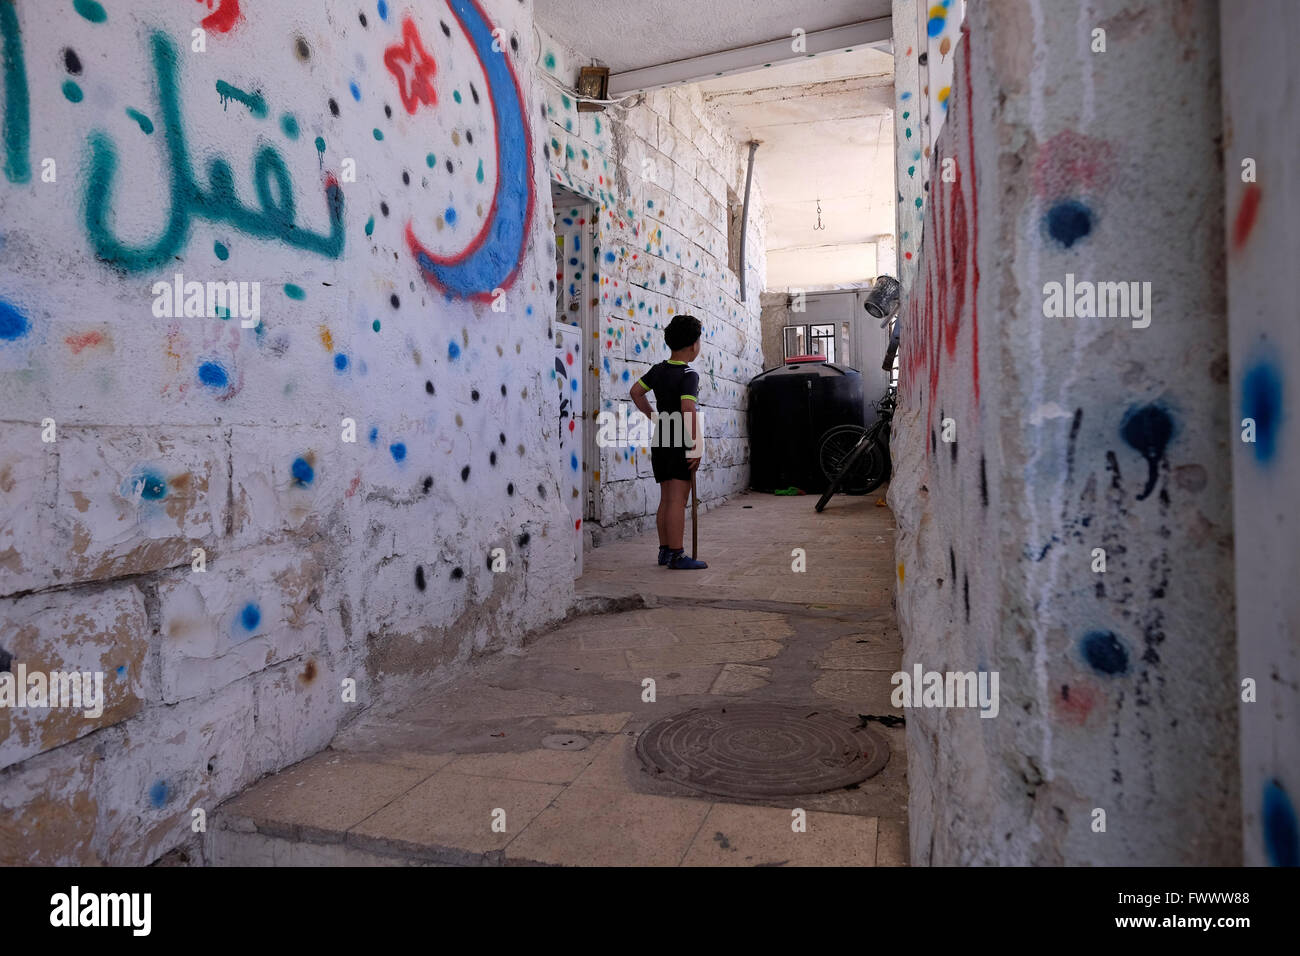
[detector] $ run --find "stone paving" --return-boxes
[211,489,907,866]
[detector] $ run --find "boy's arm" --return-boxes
[681,369,702,470]
[629,379,654,419]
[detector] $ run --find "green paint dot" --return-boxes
[560,94,571,109]
[284,284,306,300]
[453,90,462,104]
[365,216,374,236]
[125,107,154,134]
[372,128,383,141]
[475,159,484,184]
[217,307,231,320]
[62,80,83,103]
[372,319,381,332]
[73,0,106,22]
[544,52,556,71]
[280,113,299,139]
[426,152,436,167]
[594,117,602,135]
[214,241,229,260]
[314,135,326,153]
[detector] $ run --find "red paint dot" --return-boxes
[575,518,582,529]
[568,420,575,431]
[904,251,913,260]
[565,353,574,364]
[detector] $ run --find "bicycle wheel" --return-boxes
[818,425,871,493]
[816,435,872,512]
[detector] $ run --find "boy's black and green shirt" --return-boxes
[638,359,700,413]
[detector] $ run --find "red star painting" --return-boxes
[384,16,437,114]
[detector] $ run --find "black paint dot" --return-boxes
[500,384,507,396]
[548,279,555,293]
[295,37,311,61]
[384,104,392,119]
[380,201,390,217]
[506,482,514,495]
[450,567,464,580]
[466,131,473,145]
[440,20,451,37]
[517,532,531,547]
[63,48,82,75]
[390,294,400,309]
[543,143,550,160]
[1081,630,1129,676]
[402,170,410,185]
[471,389,480,402]
[461,465,471,481]
[536,483,547,500]
[490,451,497,466]
[422,476,433,493]
[510,35,519,53]
[359,12,368,27]
[1046,199,1093,249]
[425,380,435,394]
[470,84,479,104]
[445,159,454,174]
[499,432,506,445]
[415,565,426,591]
[328,97,340,116]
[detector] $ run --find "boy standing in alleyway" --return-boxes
[629,314,708,570]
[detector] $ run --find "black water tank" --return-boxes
[748,357,865,494]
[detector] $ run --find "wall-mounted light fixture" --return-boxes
[576,66,610,112]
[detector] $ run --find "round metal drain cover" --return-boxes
[636,704,889,798]
[542,733,590,751]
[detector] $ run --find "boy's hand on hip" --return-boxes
[688,456,701,472]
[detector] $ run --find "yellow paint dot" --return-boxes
[897,563,905,583]
[319,326,334,352]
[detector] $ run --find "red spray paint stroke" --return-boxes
[196,0,242,34]
[384,16,438,115]
[962,36,979,404]
[1232,182,1262,252]
[65,331,104,353]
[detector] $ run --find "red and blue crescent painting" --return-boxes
[406,0,534,301]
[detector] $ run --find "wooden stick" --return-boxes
[691,475,698,557]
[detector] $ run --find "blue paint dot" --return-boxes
[570,378,578,392]
[604,251,616,263]
[368,427,379,444]
[445,207,457,224]
[448,340,461,360]
[1262,779,1300,867]
[570,452,579,472]
[334,353,349,371]
[291,457,314,486]
[1046,199,1093,248]
[1080,630,1128,676]
[240,603,261,631]
[1242,359,1283,465]
[377,0,388,20]
[198,360,229,388]
[0,300,30,340]
[390,442,406,462]
[116,665,127,677]
[148,780,170,808]
[350,80,361,101]
[622,370,630,381]
[136,471,167,501]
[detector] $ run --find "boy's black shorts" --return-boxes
[651,445,693,483]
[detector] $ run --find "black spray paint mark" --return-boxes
[1120,404,1173,501]
[979,454,988,507]
[1066,407,1082,482]
[414,565,426,591]
[1080,630,1128,676]
[962,574,970,623]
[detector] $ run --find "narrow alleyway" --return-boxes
[211,492,906,866]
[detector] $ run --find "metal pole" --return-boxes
[738,141,759,302]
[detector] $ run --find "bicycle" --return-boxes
[814,386,896,513]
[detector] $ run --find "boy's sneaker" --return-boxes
[668,550,708,570]
[657,546,671,566]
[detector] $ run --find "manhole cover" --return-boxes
[636,704,889,798]
[542,733,590,751]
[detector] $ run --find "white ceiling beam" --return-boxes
[607,18,892,96]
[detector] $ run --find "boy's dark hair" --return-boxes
[664,314,702,351]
